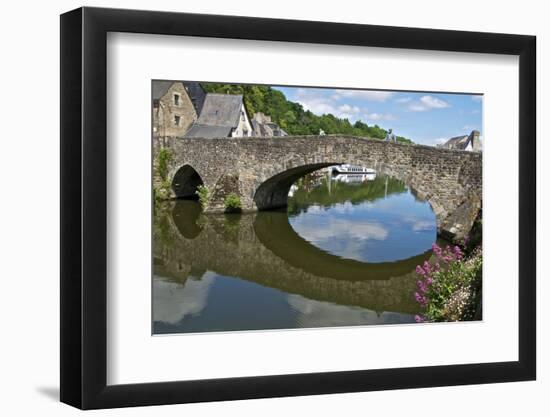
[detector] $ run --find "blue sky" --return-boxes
[274,86,482,146]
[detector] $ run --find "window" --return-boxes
[174,94,180,106]
[241,111,245,121]
[174,115,181,126]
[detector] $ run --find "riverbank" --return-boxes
[414,217,483,322]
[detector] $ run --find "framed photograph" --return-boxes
[60,6,536,409]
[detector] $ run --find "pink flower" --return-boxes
[432,243,442,257]
[417,280,428,293]
[423,261,432,273]
[414,292,428,306]
[415,315,425,323]
[453,245,463,260]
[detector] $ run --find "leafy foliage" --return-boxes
[201,83,412,143]
[414,244,482,322]
[224,192,242,212]
[196,185,211,210]
[156,148,172,182]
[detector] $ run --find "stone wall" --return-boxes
[153,82,197,142]
[161,135,482,240]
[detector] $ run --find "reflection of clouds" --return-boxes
[411,220,436,232]
[399,213,436,232]
[153,272,216,324]
[331,201,374,214]
[291,216,388,243]
[287,294,414,327]
[289,188,437,262]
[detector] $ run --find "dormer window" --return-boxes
[174,94,180,106]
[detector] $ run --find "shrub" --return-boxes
[154,179,172,201]
[196,185,210,210]
[414,243,482,323]
[156,148,172,182]
[224,193,242,212]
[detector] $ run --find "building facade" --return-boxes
[152,81,205,141]
[251,112,288,137]
[439,130,482,152]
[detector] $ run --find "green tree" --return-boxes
[200,83,414,142]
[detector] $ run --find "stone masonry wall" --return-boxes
[161,135,482,240]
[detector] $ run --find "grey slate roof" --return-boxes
[152,80,175,100]
[195,94,243,127]
[440,130,481,151]
[442,135,470,149]
[185,82,206,115]
[185,124,233,138]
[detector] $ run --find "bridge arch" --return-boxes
[166,136,482,240]
[253,162,342,210]
[171,164,204,199]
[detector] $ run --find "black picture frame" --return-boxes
[60,6,536,410]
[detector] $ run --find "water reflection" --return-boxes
[153,173,438,334]
[288,174,437,262]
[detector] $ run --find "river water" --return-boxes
[153,172,437,334]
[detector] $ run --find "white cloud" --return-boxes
[395,97,412,103]
[294,88,396,123]
[415,137,448,146]
[471,95,483,102]
[366,112,396,122]
[333,89,395,102]
[408,104,428,112]
[295,88,336,115]
[337,104,363,120]
[420,95,450,109]
[286,294,411,327]
[290,217,389,244]
[407,95,450,112]
[153,272,216,324]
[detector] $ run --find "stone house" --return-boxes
[439,130,482,152]
[251,112,288,137]
[152,81,206,140]
[185,94,253,138]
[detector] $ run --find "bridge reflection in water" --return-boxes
[153,174,438,334]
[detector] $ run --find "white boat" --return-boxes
[333,172,377,183]
[287,184,298,197]
[331,164,376,175]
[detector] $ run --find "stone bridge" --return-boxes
[160,135,482,240]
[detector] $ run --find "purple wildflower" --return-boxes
[414,292,428,306]
[415,314,425,323]
[453,245,463,260]
[432,243,442,257]
[423,261,431,273]
[417,280,428,294]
